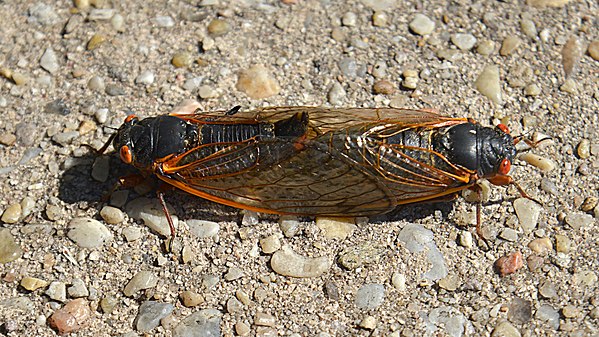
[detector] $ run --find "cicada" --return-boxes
[101,106,533,239]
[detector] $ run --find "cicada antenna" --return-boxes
[513,132,552,152]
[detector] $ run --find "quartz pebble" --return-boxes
[135,301,174,332]
[279,216,300,238]
[1,203,21,224]
[539,281,557,298]
[207,19,230,36]
[520,19,538,38]
[100,206,124,224]
[359,315,377,330]
[372,11,388,27]
[451,33,477,51]
[327,82,346,105]
[316,217,356,239]
[21,277,48,291]
[561,36,581,78]
[519,153,555,172]
[47,299,92,335]
[475,65,502,105]
[397,224,447,281]
[513,198,543,233]
[495,251,524,276]
[491,321,521,337]
[254,312,276,327]
[270,245,331,278]
[68,278,89,298]
[180,291,204,307]
[236,65,280,99]
[173,309,221,337]
[458,231,473,248]
[123,271,158,297]
[88,76,105,91]
[135,71,155,85]
[187,220,219,238]
[100,296,118,314]
[260,235,281,254]
[500,36,522,56]
[438,274,460,291]
[588,41,599,61]
[565,212,594,230]
[555,234,571,253]
[527,238,552,254]
[46,281,67,302]
[535,304,559,329]
[40,48,59,74]
[355,284,385,310]
[338,243,383,270]
[409,14,435,35]
[67,218,112,248]
[127,198,178,237]
[172,52,194,68]
[122,227,142,242]
[153,15,175,28]
[577,139,591,159]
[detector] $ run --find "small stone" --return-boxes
[45,281,67,302]
[67,218,113,248]
[68,278,89,298]
[135,301,174,332]
[338,57,358,78]
[539,281,557,298]
[535,304,559,329]
[235,322,250,336]
[555,234,571,253]
[581,197,598,212]
[572,270,598,287]
[87,34,107,51]
[207,19,230,36]
[91,155,110,182]
[524,83,541,96]
[224,267,243,281]
[327,82,346,105]
[495,251,524,276]
[565,212,594,230]
[123,271,158,297]
[21,277,48,291]
[40,48,59,74]
[359,315,377,330]
[458,231,474,248]
[338,243,384,270]
[562,305,580,318]
[402,77,418,89]
[409,14,435,35]
[342,12,357,26]
[560,78,577,94]
[236,65,280,99]
[180,291,204,307]
[508,297,532,324]
[477,40,496,55]
[88,76,105,91]
[153,15,175,27]
[45,205,62,221]
[561,36,581,78]
[355,284,385,310]
[372,11,388,27]
[316,217,357,239]
[475,65,502,105]
[11,72,29,86]
[438,274,460,291]
[100,206,124,224]
[127,198,178,237]
[78,120,96,135]
[519,153,556,172]
[260,234,281,254]
[47,299,92,335]
[527,238,552,254]
[0,133,16,146]
[500,36,522,56]
[331,27,347,42]
[577,139,591,159]
[324,281,339,300]
[491,321,521,337]
[270,245,331,278]
[1,203,22,224]
[181,245,194,264]
[373,79,395,95]
[28,3,58,25]
[100,296,118,314]
[588,41,599,61]
[451,33,477,51]
[499,228,518,242]
[526,255,544,272]
[111,13,125,31]
[135,71,155,85]
[254,312,276,327]
[173,309,221,337]
[520,19,538,38]
[397,224,447,281]
[52,131,79,146]
[372,61,387,78]
[122,227,142,242]
[278,216,300,238]
[186,220,219,238]
[172,52,194,68]
[513,198,543,233]
[105,84,125,96]
[198,85,218,99]
[391,272,406,291]
[88,8,114,20]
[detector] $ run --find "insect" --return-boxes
[100,106,533,240]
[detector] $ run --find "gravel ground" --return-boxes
[0,0,598,336]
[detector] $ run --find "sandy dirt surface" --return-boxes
[0,0,598,336]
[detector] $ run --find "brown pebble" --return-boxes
[588,41,599,61]
[0,133,17,146]
[495,251,524,276]
[180,290,205,307]
[372,80,396,95]
[87,34,107,50]
[526,255,544,272]
[561,36,581,78]
[47,299,92,334]
[207,19,230,36]
[581,197,598,212]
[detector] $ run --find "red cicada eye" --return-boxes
[498,158,511,175]
[497,123,510,134]
[120,145,133,164]
[124,114,137,123]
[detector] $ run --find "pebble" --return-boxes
[45,205,62,221]
[359,315,377,330]
[491,321,521,337]
[100,206,125,224]
[198,85,218,99]
[254,312,276,327]
[279,216,300,238]
[224,267,243,281]
[527,237,552,254]
[520,19,538,38]
[338,243,383,270]
[560,78,577,94]
[500,36,522,56]
[338,57,358,78]
[21,277,48,291]
[91,155,110,182]
[588,41,599,61]
[226,297,243,314]
[47,299,92,334]
[526,255,544,272]
[173,309,221,337]
[572,270,597,287]
[397,223,447,281]
[182,245,194,264]
[535,304,560,329]
[67,218,113,248]
[524,83,541,96]
[402,76,418,89]
[577,139,590,159]
[88,8,114,20]
[185,219,218,238]
[519,153,556,172]
[127,198,178,237]
[554,234,571,253]
[391,273,406,292]
[315,217,356,239]
[451,33,477,51]
[207,19,230,36]
[100,296,118,314]
[1,203,22,223]
[123,271,158,297]
[183,77,203,91]
[561,36,581,78]
[508,297,532,324]
[373,79,395,95]
[111,13,125,31]
[475,65,502,105]
[135,70,155,85]
[428,306,472,337]
[372,60,387,78]
[477,40,496,55]
[372,11,388,27]
[88,76,105,92]
[327,82,346,105]
[499,228,518,242]
[409,14,435,35]
[565,212,594,230]
[342,12,357,26]
[562,305,580,318]
[260,234,281,254]
[135,301,174,332]
[45,281,67,302]
[331,27,347,42]
[513,198,543,233]
[270,245,331,278]
[52,131,79,146]
[236,65,280,99]
[172,52,194,68]
[121,227,141,242]
[355,284,385,310]
[67,278,89,298]
[539,281,557,298]
[40,48,59,74]
[180,291,204,307]
[458,231,473,248]
[105,84,125,96]
[153,15,175,28]
[87,34,107,51]
[495,251,524,276]
[438,274,460,291]
[0,133,16,146]
[235,322,251,336]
